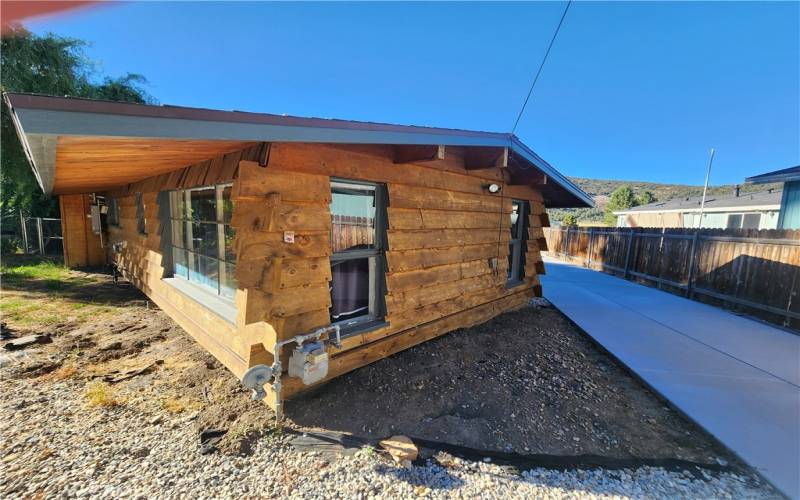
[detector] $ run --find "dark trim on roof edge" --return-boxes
[746,166,800,185]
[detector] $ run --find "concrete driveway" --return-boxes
[540,256,800,499]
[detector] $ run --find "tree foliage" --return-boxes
[1,24,153,220]
[562,214,578,227]
[637,191,656,206]
[604,185,638,225]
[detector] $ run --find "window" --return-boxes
[727,213,761,229]
[329,179,387,330]
[169,184,236,300]
[135,193,146,234]
[726,214,742,229]
[742,213,761,229]
[507,200,529,285]
[108,198,120,227]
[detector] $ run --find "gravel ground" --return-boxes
[0,377,778,499]
[0,262,782,498]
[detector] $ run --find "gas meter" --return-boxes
[288,341,328,385]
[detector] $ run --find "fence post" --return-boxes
[564,226,571,259]
[19,210,29,254]
[623,228,634,279]
[685,231,700,298]
[587,227,594,268]
[36,218,45,255]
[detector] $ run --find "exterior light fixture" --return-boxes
[487,183,501,194]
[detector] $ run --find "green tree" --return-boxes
[1,24,153,220]
[637,191,656,206]
[562,213,578,227]
[604,185,638,226]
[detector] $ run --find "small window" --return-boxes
[742,213,760,229]
[726,213,742,229]
[136,193,146,234]
[507,200,529,285]
[108,198,120,227]
[329,179,387,330]
[169,184,237,300]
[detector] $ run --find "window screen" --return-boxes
[169,184,236,299]
[507,200,529,285]
[329,180,387,329]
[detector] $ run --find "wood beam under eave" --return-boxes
[509,171,548,186]
[392,145,445,164]
[464,146,508,170]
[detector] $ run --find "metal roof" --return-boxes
[745,166,800,185]
[614,189,782,215]
[3,92,593,208]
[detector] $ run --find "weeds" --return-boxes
[41,365,78,381]
[85,381,122,407]
[162,397,202,414]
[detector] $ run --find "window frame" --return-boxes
[135,192,146,235]
[168,183,236,302]
[507,199,529,287]
[328,178,388,334]
[108,198,120,227]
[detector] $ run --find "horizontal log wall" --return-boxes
[234,143,548,399]
[91,140,548,406]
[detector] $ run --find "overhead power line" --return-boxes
[510,0,573,135]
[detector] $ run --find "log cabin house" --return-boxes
[4,93,592,413]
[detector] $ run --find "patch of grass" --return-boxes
[0,255,124,328]
[0,297,64,326]
[1,256,70,286]
[162,397,202,414]
[85,381,122,407]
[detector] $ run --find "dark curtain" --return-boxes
[330,258,370,322]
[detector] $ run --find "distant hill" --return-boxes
[549,177,781,226]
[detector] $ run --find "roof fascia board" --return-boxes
[509,136,595,207]
[746,172,800,184]
[5,92,509,140]
[14,108,514,148]
[3,94,48,193]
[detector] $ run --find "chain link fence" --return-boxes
[1,212,63,256]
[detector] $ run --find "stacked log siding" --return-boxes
[82,142,548,407]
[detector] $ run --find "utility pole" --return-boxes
[697,148,715,228]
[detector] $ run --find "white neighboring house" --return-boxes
[613,188,782,229]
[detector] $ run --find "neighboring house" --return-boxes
[614,188,781,229]
[746,166,800,230]
[4,93,592,412]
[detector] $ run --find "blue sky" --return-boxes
[25,1,799,186]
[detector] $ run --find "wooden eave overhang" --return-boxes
[3,92,593,208]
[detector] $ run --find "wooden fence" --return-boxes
[544,226,800,331]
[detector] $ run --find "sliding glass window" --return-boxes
[169,184,236,300]
[329,179,387,330]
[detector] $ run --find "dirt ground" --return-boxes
[1,259,733,465]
